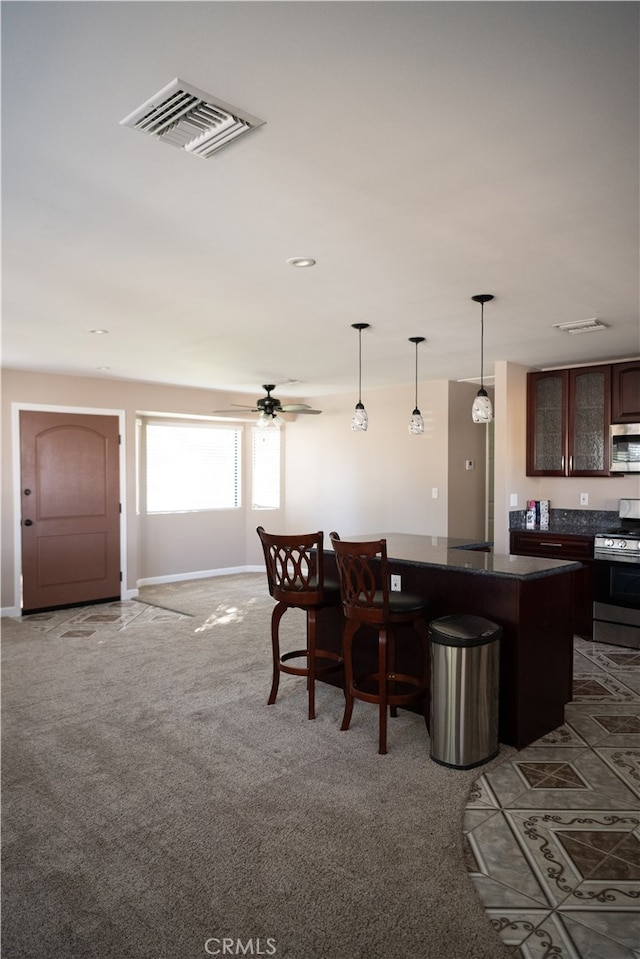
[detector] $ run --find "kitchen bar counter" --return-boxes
[320,533,581,750]
[339,532,582,579]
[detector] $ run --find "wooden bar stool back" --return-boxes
[329,533,430,754]
[257,527,342,720]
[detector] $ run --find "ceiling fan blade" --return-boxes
[210,408,259,415]
[281,407,322,415]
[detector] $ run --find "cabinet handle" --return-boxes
[539,541,562,547]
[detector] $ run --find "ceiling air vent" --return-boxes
[552,317,608,335]
[120,78,265,158]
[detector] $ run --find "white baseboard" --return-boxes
[2,605,21,618]
[137,565,265,588]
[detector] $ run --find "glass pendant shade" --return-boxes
[472,389,493,424]
[470,294,494,424]
[350,322,370,432]
[351,402,368,432]
[409,410,424,435]
[408,336,425,435]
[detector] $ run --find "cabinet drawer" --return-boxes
[510,531,594,561]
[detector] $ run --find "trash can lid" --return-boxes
[429,614,502,647]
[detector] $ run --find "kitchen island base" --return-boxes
[318,535,578,751]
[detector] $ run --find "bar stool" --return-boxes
[329,533,430,754]
[257,527,343,720]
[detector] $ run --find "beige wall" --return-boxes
[283,381,451,540]
[447,381,489,540]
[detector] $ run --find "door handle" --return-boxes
[23,519,33,526]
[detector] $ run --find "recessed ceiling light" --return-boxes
[88,328,109,334]
[286,257,316,268]
[96,366,111,371]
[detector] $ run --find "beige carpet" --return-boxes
[2,573,514,959]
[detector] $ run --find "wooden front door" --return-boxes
[20,411,121,613]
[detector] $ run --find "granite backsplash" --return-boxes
[509,508,619,536]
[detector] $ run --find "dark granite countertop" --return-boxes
[329,533,582,581]
[509,508,619,538]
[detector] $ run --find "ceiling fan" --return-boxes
[212,385,322,422]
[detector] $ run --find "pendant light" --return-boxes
[350,323,370,431]
[471,294,494,424]
[408,336,425,434]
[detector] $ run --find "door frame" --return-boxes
[9,402,129,617]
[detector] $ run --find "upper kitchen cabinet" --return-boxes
[611,361,640,423]
[527,366,611,476]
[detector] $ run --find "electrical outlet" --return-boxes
[465,459,474,470]
[390,574,401,592]
[431,487,439,499]
[580,492,589,506]
[510,493,518,507]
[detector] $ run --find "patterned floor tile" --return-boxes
[505,809,640,909]
[20,600,188,638]
[572,673,638,703]
[480,747,640,811]
[466,633,640,959]
[516,910,638,959]
[564,703,640,749]
[596,748,640,801]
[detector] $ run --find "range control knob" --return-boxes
[619,540,627,549]
[605,538,615,547]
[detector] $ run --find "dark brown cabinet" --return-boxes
[612,361,640,422]
[527,366,611,476]
[509,530,594,639]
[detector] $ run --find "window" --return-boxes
[143,420,241,513]
[252,427,280,509]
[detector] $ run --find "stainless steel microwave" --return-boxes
[611,424,640,472]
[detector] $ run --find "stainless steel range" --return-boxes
[593,498,640,649]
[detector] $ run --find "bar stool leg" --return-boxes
[340,621,357,732]
[307,608,317,720]
[389,630,398,719]
[378,627,388,755]
[268,602,286,706]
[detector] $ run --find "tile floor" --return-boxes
[464,636,640,959]
[9,603,640,958]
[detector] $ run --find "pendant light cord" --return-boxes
[479,301,485,391]
[414,341,419,409]
[358,328,363,405]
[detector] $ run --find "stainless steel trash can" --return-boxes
[429,615,501,769]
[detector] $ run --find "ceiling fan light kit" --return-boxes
[408,336,426,435]
[351,323,370,432]
[471,294,495,424]
[211,385,322,422]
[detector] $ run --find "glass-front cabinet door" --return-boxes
[527,370,568,475]
[527,366,611,476]
[568,365,611,475]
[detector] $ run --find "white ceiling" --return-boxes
[2,1,639,405]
